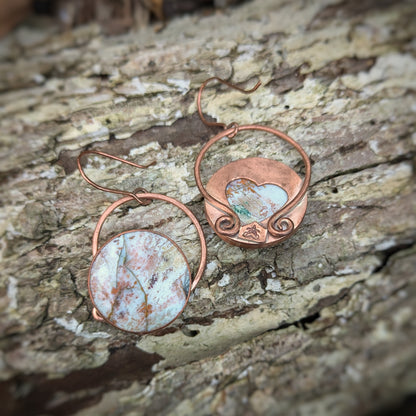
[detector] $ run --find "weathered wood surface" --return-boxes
[0,0,415,415]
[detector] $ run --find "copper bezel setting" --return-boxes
[194,124,311,249]
[205,157,308,248]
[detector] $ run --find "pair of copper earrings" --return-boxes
[77,77,311,335]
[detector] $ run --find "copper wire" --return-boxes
[195,76,311,246]
[77,150,155,205]
[197,76,261,130]
[78,149,207,292]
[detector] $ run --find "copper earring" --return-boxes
[194,77,311,248]
[78,150,207,335]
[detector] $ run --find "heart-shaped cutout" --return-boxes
[226,179,288,225]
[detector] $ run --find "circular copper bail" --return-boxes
[87,192,208,335]
[194,124,311,248]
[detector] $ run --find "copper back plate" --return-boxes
[205,157,307,248]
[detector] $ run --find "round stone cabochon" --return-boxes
[89,230,191,333]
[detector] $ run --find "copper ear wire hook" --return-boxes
[194,75,311,247]
[194,78,261,237]
[197,77,262,131]
[78,151,207,286]
[77,150,155,206]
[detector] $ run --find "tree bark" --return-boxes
[0,0,415,415]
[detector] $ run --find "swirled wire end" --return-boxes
[267,217,294,238]
[215,213,240,237]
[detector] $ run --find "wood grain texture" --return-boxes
[0,0,415,415]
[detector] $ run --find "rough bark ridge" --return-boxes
[0,0,416,415]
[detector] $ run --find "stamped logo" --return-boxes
[239,222,267,242]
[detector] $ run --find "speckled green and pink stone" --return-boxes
[226,179,288,224]
[89,231,190,333]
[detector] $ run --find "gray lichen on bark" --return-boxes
[0,0,415,415]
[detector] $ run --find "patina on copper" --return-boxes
[194,77,311,248]
[78,151,207,335]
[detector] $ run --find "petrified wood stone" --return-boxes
[90,230,191,334]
